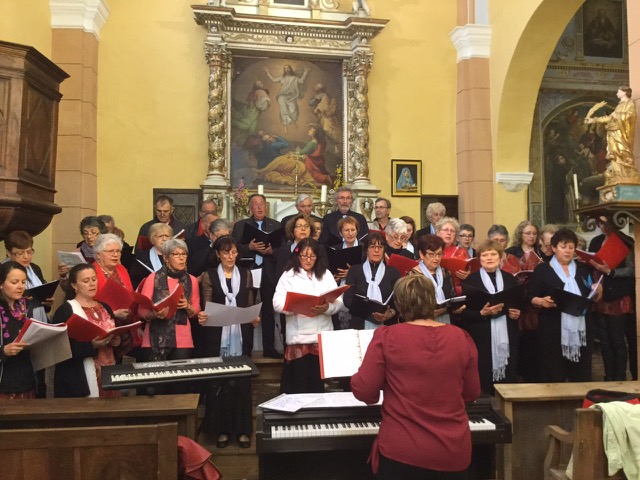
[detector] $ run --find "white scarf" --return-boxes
[217,264,243,357]
[150,249,162,271]
[68,299,99,397]
[550,257,586,362]
[362,261,384,329]
[419,261,450,324]
[479,268,510,381]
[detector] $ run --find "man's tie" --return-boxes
[255,220,264,266]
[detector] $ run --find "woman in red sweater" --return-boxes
[351,275,480,479]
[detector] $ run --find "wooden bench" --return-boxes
[544,408,626,480]
[0,422,178,480]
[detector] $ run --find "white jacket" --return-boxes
[273,268,343,346]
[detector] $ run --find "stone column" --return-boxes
[450,0,493,239]
[50,0,109,273]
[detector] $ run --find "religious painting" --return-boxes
[229,56,343,191]
[542,101,614,225]
[391,159,421,197]
[582,0,623,59]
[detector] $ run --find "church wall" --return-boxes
[366,0,458,224]
[0,0,54,278]
[489,0,585,233]
[96,0,209,239]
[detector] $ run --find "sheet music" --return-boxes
[251,268,262,289]
[56,250,86,267]
[588,275,604,300]
[202,302,262,327]
[19,321,72,370]
[259,391,383,412]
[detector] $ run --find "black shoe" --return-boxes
[238,434,251,448]
[263,349,283,359]
[216,434,229,449]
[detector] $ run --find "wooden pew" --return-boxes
[495,381,640,480]
[0,423,178,480]
[544,408,626,480]
[0,394,199,439]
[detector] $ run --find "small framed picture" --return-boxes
[391,159,421,197]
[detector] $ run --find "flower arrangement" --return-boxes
[232,177,250,219]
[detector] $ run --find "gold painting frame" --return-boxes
[391,159,421,197]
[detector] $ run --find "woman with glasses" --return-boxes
[0,262,37,399]
[487,224,521,275]
[52,263,121,398]
[343,232,400,330]
[460,240,521,394]
[436,217,470,294]
[58,216,108,279]
[139,239,202,364]
[409,235,462,325]
[384,218,414,260]
[273,238,344,393]
[129,223,173,289]
[457,224,476,258]
[93,233,137,357]
[276,214,316,282]
[196,235,260,449]
[505,221,540,259]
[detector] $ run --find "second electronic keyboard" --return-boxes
[101,355,259,390]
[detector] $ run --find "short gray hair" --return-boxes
[94,233,123,253]
[209,218,231,235]
[487,224,509,242]
[435,217,460,234]
[162,238,188,256]
[296,193,313,206]
[426,202,446,218]
[385,218,408,236]
[333,186,353,203]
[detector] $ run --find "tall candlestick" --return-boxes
[258,184,264,195]
[320,185,327,203]
[573,174,579,201]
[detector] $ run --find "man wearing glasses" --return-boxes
[135,195,186,251]
[184,199,219,239]
[232,194,283,359]
[369,197,391,231]
[322,186,369,240]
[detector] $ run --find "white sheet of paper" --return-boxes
[203,302,262,327]
[319,329,375,378]
[20,321,72,370]
[56,250,86,267]
[250,268,262,289]
[259,391,383,413]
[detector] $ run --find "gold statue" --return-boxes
[585,86,639,185]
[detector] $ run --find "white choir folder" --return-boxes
[317,329,375,379]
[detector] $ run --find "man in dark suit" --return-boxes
[322,186,369,240]
[232,194,283,358]
[135,194,186,250]
[184,199,219,239]
[186,215,229,278]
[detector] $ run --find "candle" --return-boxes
[573,174,579,201]
[258,184,264,195]
[320,185,327,203]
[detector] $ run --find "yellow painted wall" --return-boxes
[489,0,584,232]
[96,0,209,241]
[0,0,54,278]
[368,0,458,223]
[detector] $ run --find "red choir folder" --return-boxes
[440,256,480,274]
[134,284,184,319]
[386,254,418,276]
[65,314,143,342]
[519,250,543,271]
[95,278,135,311]
[575,233,630,270]
[136,236,153,251]
[283,285,350,317]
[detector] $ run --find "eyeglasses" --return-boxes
[299,254,317,260]
[368,245,385,250]
[294,224,310,230]
[103,249,122,256]
[425,251,444,258]
[170,252,188,258]
[82,230,101,237]
[440,228,456,234]
[10,249,35,257]
[220,250,238,257]
[458,234,474,239]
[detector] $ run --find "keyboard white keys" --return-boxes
[110,364,252,384]
[469,417,496,431]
